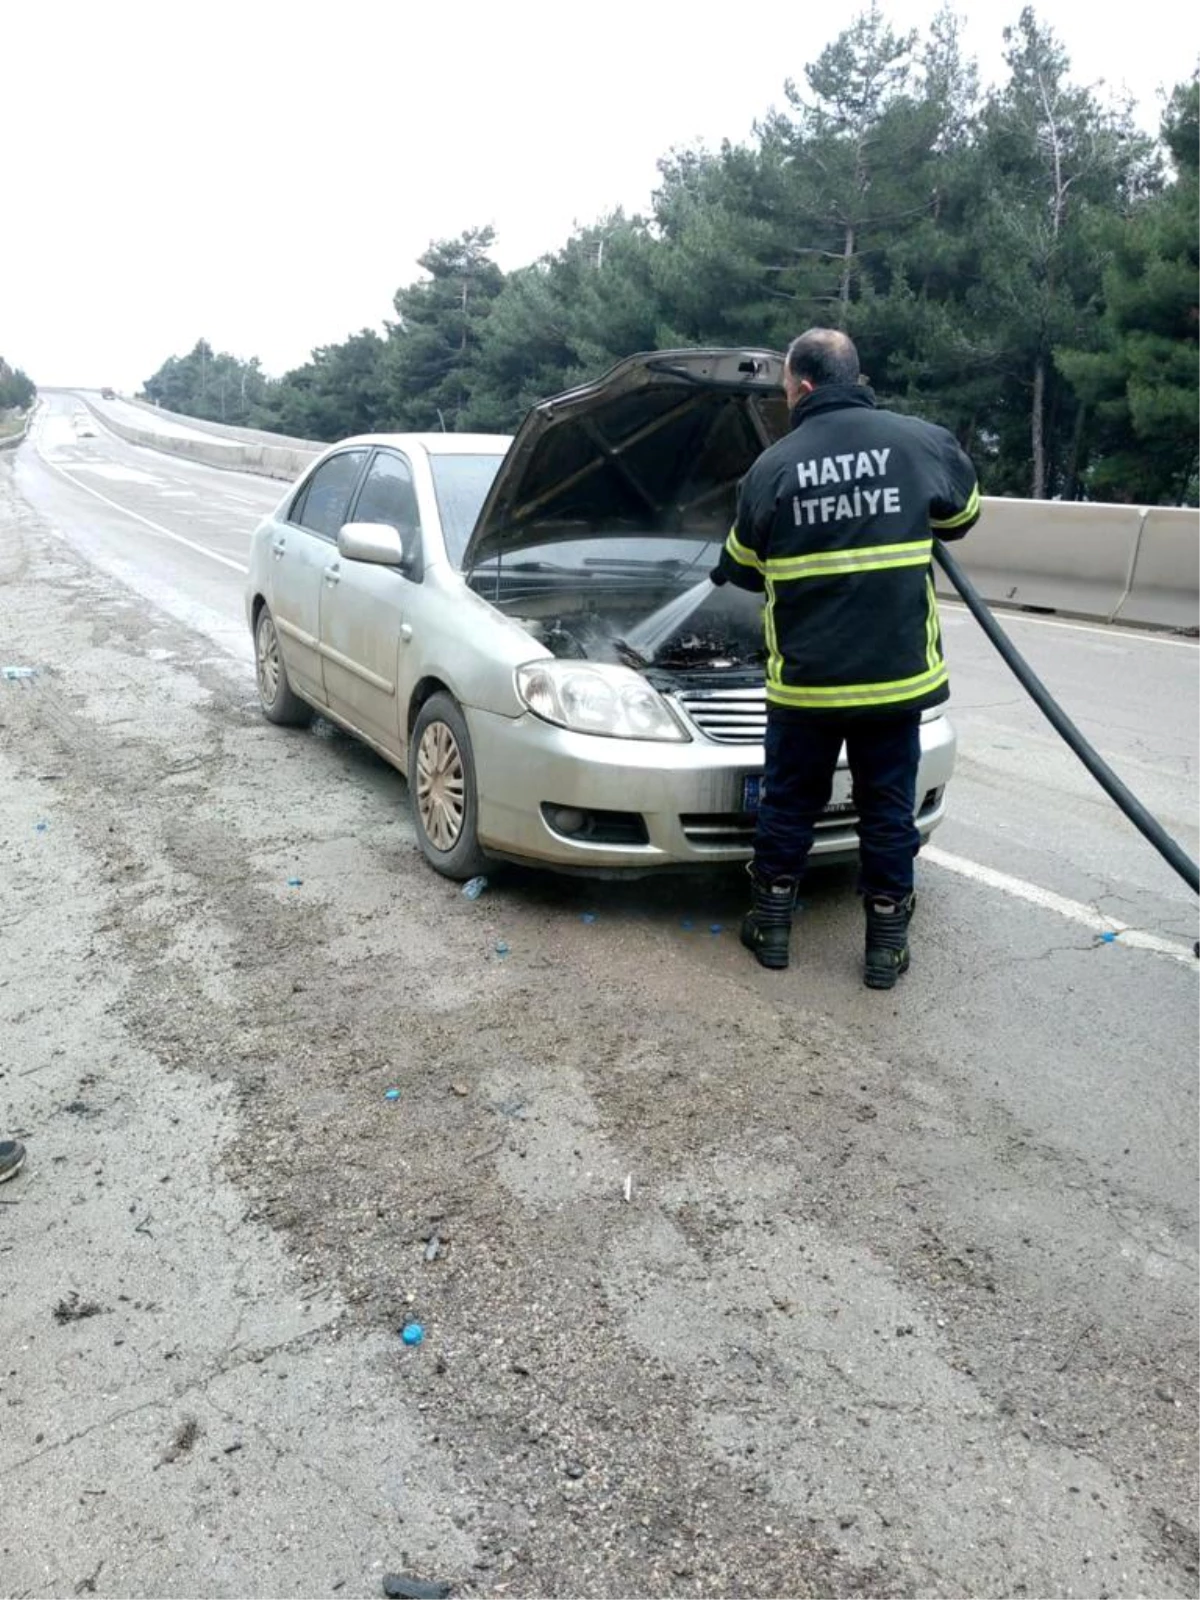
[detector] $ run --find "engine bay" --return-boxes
[501,584,766,677]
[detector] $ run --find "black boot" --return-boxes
[740,868,799,971]
[863,892,915,990]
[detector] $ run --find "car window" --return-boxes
[351,452,421,536]
[291,450,368,538]
[428,453,506,567]
[287,478,311,523]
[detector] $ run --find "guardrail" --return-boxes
[78,394,1199,631]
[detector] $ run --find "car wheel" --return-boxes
[255,605,312,727]
[410,692,490,880]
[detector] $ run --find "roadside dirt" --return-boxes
[1,463,1195,1599]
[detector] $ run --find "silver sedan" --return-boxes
[245,349,956,879]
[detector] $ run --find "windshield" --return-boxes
[429,454,507,567]
[467,533,723,582]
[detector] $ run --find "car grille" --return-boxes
[674,686,767,744]
[680,809,858,848]
[680,789,942,850]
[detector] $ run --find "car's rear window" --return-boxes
[429,454,506,567]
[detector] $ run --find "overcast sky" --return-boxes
[3,0,1195,391]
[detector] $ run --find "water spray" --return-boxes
[615,577,720,668]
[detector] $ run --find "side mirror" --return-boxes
[337,521,408,567]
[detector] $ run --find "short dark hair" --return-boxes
[786,328,861,387]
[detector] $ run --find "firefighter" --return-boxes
[713,328,980,986]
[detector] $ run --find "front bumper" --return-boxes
[467,705,956,872]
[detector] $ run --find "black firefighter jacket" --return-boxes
[715,384,980,716]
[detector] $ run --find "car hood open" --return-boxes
[461,348,789,571]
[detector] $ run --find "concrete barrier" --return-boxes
[1114,508,1200,631]
[120,393,318,452]
[933,497,1145,621]
[82,396,320,482]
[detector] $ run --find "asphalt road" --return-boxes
[2,389,1196,1599]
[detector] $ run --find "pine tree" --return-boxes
[383,228,505,431]
[1057,79,1199,502]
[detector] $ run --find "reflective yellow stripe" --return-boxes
[724,524,763,570]
[765,539,932,580]
[767,538,931,572]
[770,554,932,581]
[766,662,949,710]
[931,484,980,530]
[764,577,783,687]
[925,576,939,672]
[770,663,948,698]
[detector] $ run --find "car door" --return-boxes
[270,449,369,705]
[318,448,422,756]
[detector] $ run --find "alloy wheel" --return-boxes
[416,720,465,851]
[256,614,280,706]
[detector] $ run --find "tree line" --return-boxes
[0,357,35,412]
[141,7,1199,505]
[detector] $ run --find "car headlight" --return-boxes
[515,661,689,742]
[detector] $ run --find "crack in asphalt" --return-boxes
[0,1319,344,1482]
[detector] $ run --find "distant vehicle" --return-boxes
[100,387,116,400]
[244,349,956,879]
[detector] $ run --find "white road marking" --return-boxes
[939,599,1197,650]
[33,421,249,576]
[65,462,164,485]
[924,846,1197,967]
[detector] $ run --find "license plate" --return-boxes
[741,771,854,815]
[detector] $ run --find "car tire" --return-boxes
[255,605,312,727]
[410,692,491,880]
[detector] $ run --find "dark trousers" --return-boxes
[753,710,922,900]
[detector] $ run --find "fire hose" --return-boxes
[933,540,1199,898]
